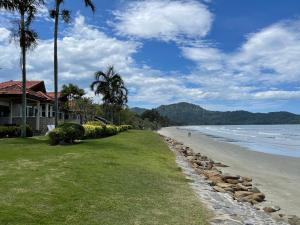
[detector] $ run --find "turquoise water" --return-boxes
[180,125,300,158]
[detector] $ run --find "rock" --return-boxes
[242,176,252,182]
[226,178,241,184]
[234,191,253,199]
[288,215,300,225]
[249,193,265,202]
[242,182,252,187]
[213,186,226,193]
[235,183,249,191]
[216,182,233,189]
[222,173,240,180]
[263,207,277,213]
[249,187,260,193]
[214,162,229,167]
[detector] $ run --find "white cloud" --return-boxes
[253,90,300,99]
[181,20,300,103]
[111,0,213,42]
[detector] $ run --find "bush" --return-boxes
[0,125,33,138]
[119,125,133,131]
[85,121,106,126]
[49,123,84,145]
[83,124,104,139]
[82,123,132,140]
[104,125,118,136]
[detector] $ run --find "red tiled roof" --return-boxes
[47,92,61,98]
[0,80,54,102]
[0,80,43,89]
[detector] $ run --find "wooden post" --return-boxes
[9,101,13,124]
[36,101,40,131]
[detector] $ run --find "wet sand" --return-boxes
[158,127,300,217]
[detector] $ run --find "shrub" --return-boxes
[104,125,118,136]
[85,121,106,126]
[119,125,133,132]
[49,123,84,145]
[83,124,104,139]
[48,128,63,145]
[0,125,33,138]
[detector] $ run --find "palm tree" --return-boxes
[91,66,128,123]
[0,0,44,137]
[50,0,95,127]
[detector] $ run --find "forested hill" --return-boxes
[132,102,300,125]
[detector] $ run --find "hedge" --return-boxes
[0,125,33,138]
[48,123,85,145]
[48,122,133,145]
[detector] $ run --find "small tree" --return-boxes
[91,66,128,124]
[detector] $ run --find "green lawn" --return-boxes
[0,130,209,225]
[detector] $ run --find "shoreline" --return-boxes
[158,127,300,217]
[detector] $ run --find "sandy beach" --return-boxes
[158,127,300,217]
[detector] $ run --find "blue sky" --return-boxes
[0,0,300,113]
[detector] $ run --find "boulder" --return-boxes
[226,179,241,184]
[250,193,265,202]
[288,215,300,225]
[234,191,253,199]
[213,186,226,193]
[242,182,252,187]
[222,173,240,180]
[235,183,249,191]
[249,187,261,193]
[216,182,233,189]
[242,176,252,182]
[214,162,229,167]
[263,206,280,213]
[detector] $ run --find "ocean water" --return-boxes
[179,125,300,158]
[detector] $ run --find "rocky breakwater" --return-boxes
[163,136,300,225]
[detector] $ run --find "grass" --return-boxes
[0,130,209,225]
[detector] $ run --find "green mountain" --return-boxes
[155,102,300,125]
[131,107,147,115]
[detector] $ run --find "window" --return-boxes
[0,105,9,117]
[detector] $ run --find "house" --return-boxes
[0,80,66,133]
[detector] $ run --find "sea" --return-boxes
[179,125,300,158]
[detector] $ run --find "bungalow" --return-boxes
[0,80,67,133]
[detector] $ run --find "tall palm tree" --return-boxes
[91,66,128,123]
[0,0,44,137]
[50,0,95,127]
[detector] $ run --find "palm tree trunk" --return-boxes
[21,12,27,137]
[54,2,60,127]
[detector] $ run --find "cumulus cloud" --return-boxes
[111,0,213,42]
[181,20,300,103]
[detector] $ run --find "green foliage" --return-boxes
[141,109,171,128]
[85,120,106,126]
[83,122,132,139]
[48,123,85,145]
[0,125,33,138]
[83,124,105,139]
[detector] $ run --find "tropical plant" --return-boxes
[0,0,44,137]
[91,66,128,124]
[50,0,95,127]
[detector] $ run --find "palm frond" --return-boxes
[84,0,95,12]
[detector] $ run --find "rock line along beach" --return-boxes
[158,127,300,217]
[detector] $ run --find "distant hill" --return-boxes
[131,107,147,115]
[133,102,300,125]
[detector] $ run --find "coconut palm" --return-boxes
[50,0,95,127]
[0,0,44,137]
[91,66,128,123]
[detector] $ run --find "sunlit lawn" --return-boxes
[0,130,208,225]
